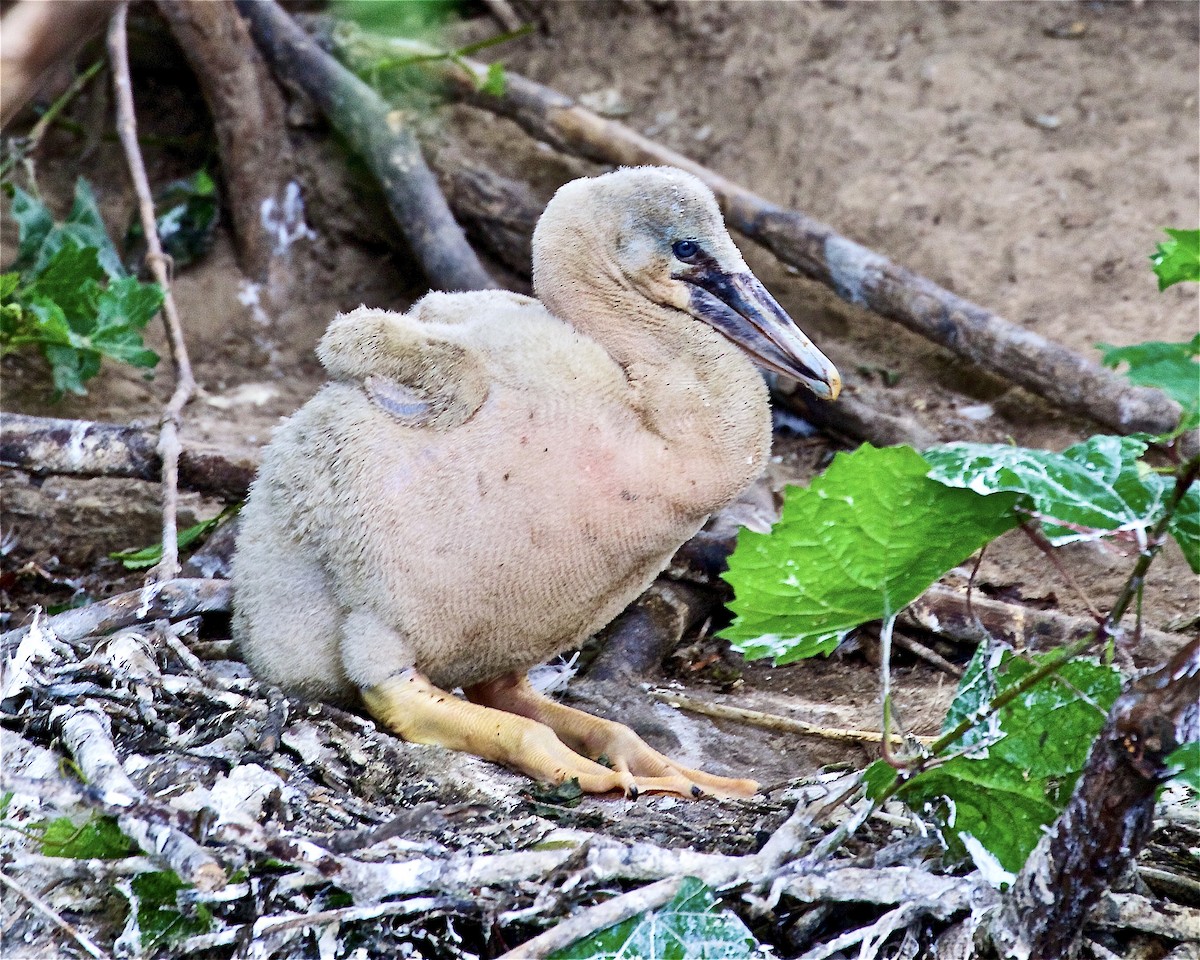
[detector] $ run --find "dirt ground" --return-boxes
[3,0,1199,795]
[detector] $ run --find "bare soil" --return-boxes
[3,0,1198,803]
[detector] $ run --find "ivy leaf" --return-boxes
[869,650,1122,874]
[1098,335,1199,429]
[125,169,219,271]
[1164,741,1199,793]
[548,877,758,960]
[1150,228,1200,290]
[720,445,1020,664]
[924,436,1171,545]
[130,871,212,950]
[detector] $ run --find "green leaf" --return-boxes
[130,871,212,950]
[7,184,54,267]
[1170,483,1200,573]
[1098,335,1199,428]
[110,505,237,570]
[1164,741,1199,792]
[885,651,1122,874]
[20,243,106,329]
[38,814,136,859]
[720,445,1020,663]
[548,877,758,960]
[479,61,507,96]
[1150,228,1200,290]
[0,272,20,300]
[8,179,125,279]
[924,436,1172,545]
[124,170,219,271]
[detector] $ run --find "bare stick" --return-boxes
[330,28,1182,436]
[108,3,196,583]
[0,578,232,654]
[991,637,1200,959]
[905,583,1185,666]
[648,688,934,746]
[498,877,684,959]
[54,702,227,891]
[0,412,256,501]
[480,0,524,32]
[154,0,292,280]
[0,870,112,960]
[235,0,495,293]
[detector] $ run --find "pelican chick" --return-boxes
[232,166,840,798]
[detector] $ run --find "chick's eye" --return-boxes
[672,239,700,262]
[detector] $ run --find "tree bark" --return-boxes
[155,0,292,281]
[234,0,496,293]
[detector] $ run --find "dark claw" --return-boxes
[628,784,640,801]
[691,784,703,798]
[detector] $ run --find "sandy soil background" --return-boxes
[3,0,1198,782]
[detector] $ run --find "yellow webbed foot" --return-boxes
[362,670,629,794]
[465,673,759,799]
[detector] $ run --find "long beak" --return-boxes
[678,263,841,400]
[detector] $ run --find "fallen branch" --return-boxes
[154,0,292,280]
[587,581,716,682]
[108,2,196,583]
[649,689,934,747]
[992,636,1200,959]
[330,27,1183,437]
[907,583,1188,666]
[234,0,495,293]
[498,876,684,960]
[0,412,256,501]
[0,578,232,653]
[53,701,227,891]
[0,870,112,960]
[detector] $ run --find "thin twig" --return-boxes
[648,688,933,746]
[892,632,963,677]
[480,0,523,32]
[498,877,684,959]
[1019,521,1104,623]
[107,2,195,584]
[0,59,104,179]
[0,870,112,960]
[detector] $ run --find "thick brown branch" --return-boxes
[331,30,1182,437]
[234,0,495,293]
[154,0,292,280]
[992,637,1200,959]
[0,413,256,501]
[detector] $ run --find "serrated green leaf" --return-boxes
[7,184,54,267]
[720,445,1020,664]
[548,877,757,960]
[20,244,105,329]
[893,652,1122,873]
[9,179,125,279]
[1098,335,1199,426]
[94,276,163,333]
[924,436,1172,545]
[1165,741,1199,792]
[1170,483,1200,573]
[130,871,212,950]
[1150,228,1200,290]
[39,814,135,859]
